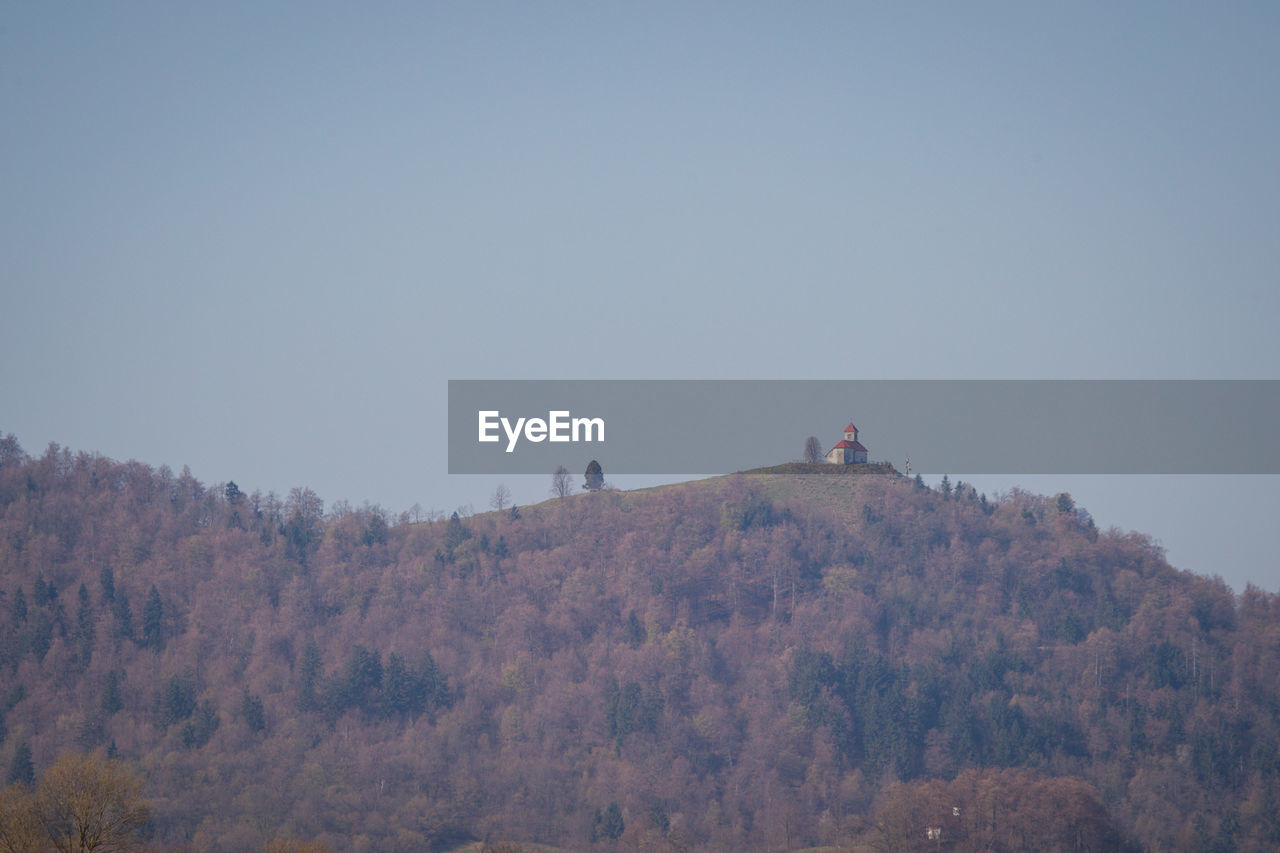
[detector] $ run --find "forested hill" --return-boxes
[1,436,1278,852]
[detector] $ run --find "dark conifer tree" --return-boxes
[113,591,133,640]
[33,574,55,607]
[297,639,324,713]
[31,612,52,661]
[143,585,164,649]
[7,740,34,785]
[584,460,604,492]
[601,802,625,839]
[75,583,95,667]
[240,691,266,733]
[99,566,115,603]
[10,587,26,624]
[382,653,412,718]
[101,670,123,716]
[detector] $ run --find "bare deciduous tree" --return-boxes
[551,466,573,498]
[490,484,512,512]
[804,436,823,465]
[32,752,150,853]
[0,783,41,853]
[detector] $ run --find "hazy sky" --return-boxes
[2,3,1277,591]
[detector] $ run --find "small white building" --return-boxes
[826,422,869,465]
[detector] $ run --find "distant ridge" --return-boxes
[0,437,1273,851]
[739,460,901,477]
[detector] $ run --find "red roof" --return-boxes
[833,439,868,451]
[844,423,858,432]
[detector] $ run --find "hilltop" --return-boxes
[1,436,1278,851]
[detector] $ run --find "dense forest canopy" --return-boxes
[0,434,1278,851]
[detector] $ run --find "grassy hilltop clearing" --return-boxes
[1,436,1277,851]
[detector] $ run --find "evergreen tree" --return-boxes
[330,645,383,715]
[584,460,604,492]
[101,670,123,716]
[99,566,115,603]
[180,700,220,748]
[3,684,23,713]
[155,675,197,728]
[361,510,388,546]
[241,691,266,733]
[33,574,55,607]
[601,801,625,839]
[417,650,452,712]
[382,653,412,718]
[626,611,646,647]
[10,587,26,624]
[297,639,323,712]
[143,585,164,649]
[31,612,52,661]
[76,583,92,621]
[443,511,470,562]
[113,591,133,641]
[7,740,34,786]
[75,583,95,667]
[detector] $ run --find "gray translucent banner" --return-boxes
[447,380,1280,475]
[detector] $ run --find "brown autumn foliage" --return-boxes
[0,435,1278,851]
[0,782,42,853]
[870,767,1134,852]
[260,841,336,853]
[1,750,150,853]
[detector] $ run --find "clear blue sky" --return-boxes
[2,3,1277,590]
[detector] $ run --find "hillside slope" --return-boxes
[1,437,1277,851]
